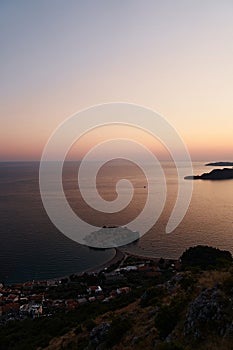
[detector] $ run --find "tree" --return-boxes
[180,245,232,270]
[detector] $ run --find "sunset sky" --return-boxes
[1,0,233,161]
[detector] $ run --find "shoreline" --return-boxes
[81,248,178,275]
[6,248,178,285]
[35,248,125,283]
[49,248,177,283]
[83,248,125,274]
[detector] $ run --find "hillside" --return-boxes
[0,246,233,350]
[40,270,233,350]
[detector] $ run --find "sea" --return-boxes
[0,161,232,283]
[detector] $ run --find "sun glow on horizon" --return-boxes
[1,1,232,161]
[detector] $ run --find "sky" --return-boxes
[1,0,233,161]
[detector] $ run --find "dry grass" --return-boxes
[41,300,158,350]
[41,328,79,350]
[198,270,231,289]
[96,300,158,350]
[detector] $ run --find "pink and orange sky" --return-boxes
[1,1,233,161]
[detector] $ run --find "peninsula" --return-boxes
[185,168,233,180]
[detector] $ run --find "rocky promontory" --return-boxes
[185,168,233,180]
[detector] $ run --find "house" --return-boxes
[116,287,131,294]
[7,294,19,303]
[77,298,87,305]
[19,297,28,304]
[23,282,34,290]
[65,299,79,310]
[29,303,43,316]
[12,283,23,289]
[88,296,96,302]
[121,266,137,272]
[36,280,47,287]
[1,302,20,315]
[87,286,102,294]
[47,280,58,287]
[30,294,44,302]
[110,290,117,298]
[53,300,65,310]
[19,304,30,314]
[104,272,127,284]
[138,266,161,276]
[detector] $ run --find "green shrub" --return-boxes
[140,285,166,307]
[179,274,197,291]
[155,295,188,340]
[106,316,132,347]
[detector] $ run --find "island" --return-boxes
[205,161,233,166]
[185,168,233,180]
[84,226,140,248]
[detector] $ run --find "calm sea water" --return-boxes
[0,161,232,283]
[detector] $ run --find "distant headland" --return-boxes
[185,168,233,180]
[205,161,233,166]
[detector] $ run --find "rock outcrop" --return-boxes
[184,287,233,341]
[88,322,110,348]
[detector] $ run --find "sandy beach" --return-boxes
[84,248,126,274]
